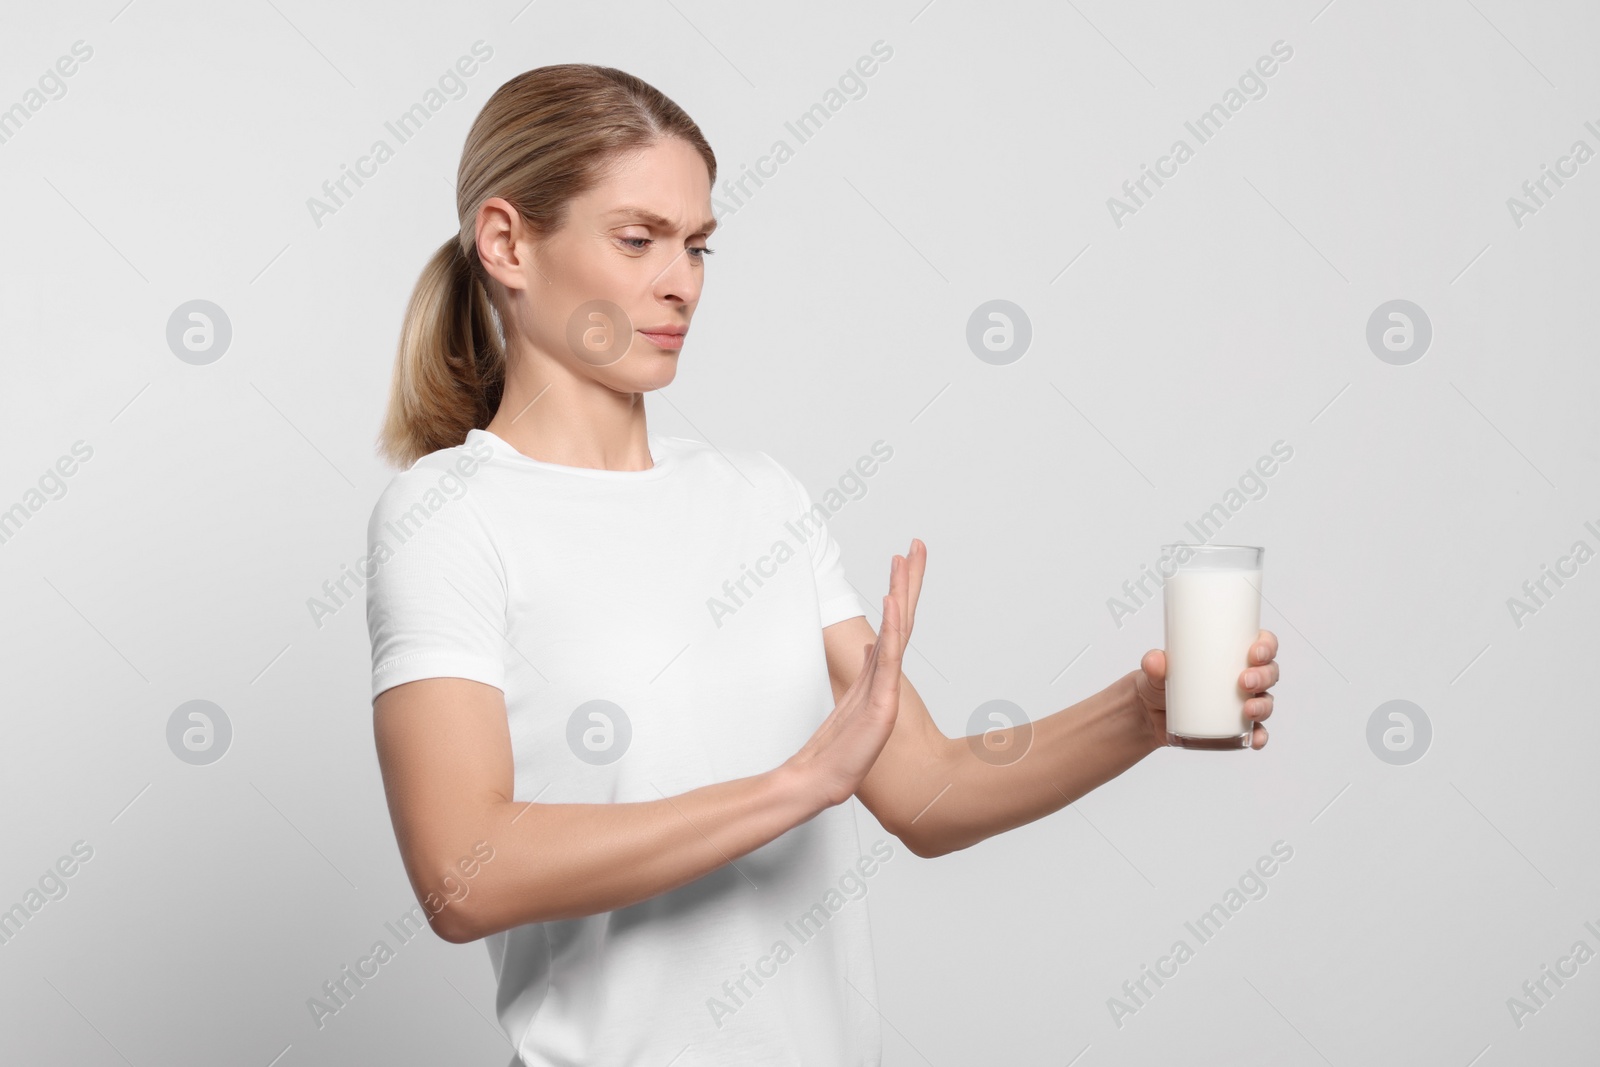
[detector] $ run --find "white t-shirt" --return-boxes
[365,426,888,1065]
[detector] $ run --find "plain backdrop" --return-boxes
[1,0,1597,1064]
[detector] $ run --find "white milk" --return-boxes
[1163,567,1262,739]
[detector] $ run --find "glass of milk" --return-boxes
[1159,544,1264,750]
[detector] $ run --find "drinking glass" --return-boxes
[1160,544,1264,750]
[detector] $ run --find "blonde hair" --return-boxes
[376,64,717,468]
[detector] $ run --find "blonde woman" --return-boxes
[366,63,1279,1065]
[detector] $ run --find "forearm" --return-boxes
[442,765,825,940]
[909,671,1158,858]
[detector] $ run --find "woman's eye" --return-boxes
[618,237,714,260]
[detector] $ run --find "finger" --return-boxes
[897,555,912,636]
[1133,665,1165,711]
[1141,649,1166,685]
[889,555,908,637]
[1240,661,1279,693]
[1246,693,1273,722]
[1251,631,1278,664]
[876,575,902,643]
[903,539,926,631]
[879,589,905,662]
[892,554,914,639]
[1251,722,1268,750]
[871,600,907,697]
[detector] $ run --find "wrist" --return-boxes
[768,760,832,824]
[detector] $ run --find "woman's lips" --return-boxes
[638,329,685,350]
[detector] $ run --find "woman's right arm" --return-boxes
[373,567,911,944]
[374,676,817,941]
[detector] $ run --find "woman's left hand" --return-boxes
[1132,629,1279,750]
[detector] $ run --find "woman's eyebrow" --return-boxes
[605,206,718,236]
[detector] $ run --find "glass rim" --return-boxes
[1159,542,1264,553]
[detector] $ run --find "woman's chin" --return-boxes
[599,362,678,394]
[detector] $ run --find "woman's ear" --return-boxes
[475,196,533,294]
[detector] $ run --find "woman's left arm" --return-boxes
[823,539,1279,859]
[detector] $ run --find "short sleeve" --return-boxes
[763,453,871,629]
[365,470,508,701]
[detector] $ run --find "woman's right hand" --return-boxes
[783,551,918,809]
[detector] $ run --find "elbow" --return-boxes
[902,832,950,860]
[424,875,555,940]
[890,805,982,859]
[424,893,480,944]
[889,817,946,860]
[411,835,507,942]
[416,869,491,943]
[433,914,477,945]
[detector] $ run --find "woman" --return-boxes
[366,63,1279,1065]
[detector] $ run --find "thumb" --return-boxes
[1141,649,1167,683]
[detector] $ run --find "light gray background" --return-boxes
[2,0,1596,1064]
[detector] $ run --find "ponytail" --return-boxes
[377,235,504,468]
